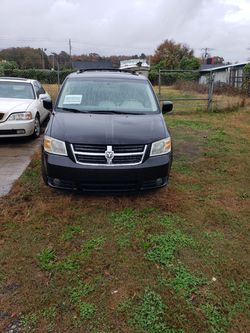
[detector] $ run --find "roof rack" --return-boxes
[0,77,29,81]
[77,68,138,75]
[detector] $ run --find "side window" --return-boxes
[38,82,46,95]
[33,82,40,98]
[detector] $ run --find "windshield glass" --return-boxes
[0,81,35,99]
[57,78,158,113]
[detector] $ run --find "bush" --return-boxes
[0,60,18,71]
[243,64,250,95]
[1,68,75,84]
[148,70,200,86]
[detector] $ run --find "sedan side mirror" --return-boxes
[43,99,53,111]
[162,101,173,114]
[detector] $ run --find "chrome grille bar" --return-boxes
[71,144,147,166]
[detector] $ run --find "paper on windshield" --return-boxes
[64,95,82,104]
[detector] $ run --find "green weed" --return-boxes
[56,254,80,271]
[79,302,96,320]
[132,288,183,333]
[167,119,211,131]
[201,303,229,333]
[159,214,185,228]
[19,159,40,193]
[40,306,57,319]
[61,225,82,241]
[20,313,37,332]
[80,236,105,258]
[207,129,229,146]
[238,190,250,199]
[203,231,225,241]
[227,280,250,318]
[56,236,105,271]
[173,161,193,175]
[37,248,56,270]
[40,306,57,332]
[110,208,139,229]
[165,264,205,299]
[145,230,194,266]
[68,281,95,304]
[116,234,131,248]
[116,298,133,314]
[37,237,105,272]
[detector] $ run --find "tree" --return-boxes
[0,47,49,69]
[151,39,196,69]
[140,53,147,59]
[179,56,200,70]
[0,60,18,70]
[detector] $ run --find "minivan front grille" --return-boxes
[71,144,147,166]
[73,144,106,153]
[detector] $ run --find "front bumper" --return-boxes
[42,149,172,192]
[0,119,35,137]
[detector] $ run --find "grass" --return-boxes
[145,230,194,266]
[68,281,95,304]
[157,85,250,113]
[0,86,250,332]
[132,288,177,333]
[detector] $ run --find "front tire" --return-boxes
[32,115,41,138]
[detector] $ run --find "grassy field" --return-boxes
[0,89,249,332]
[157,86,249,113]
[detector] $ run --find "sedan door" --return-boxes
[33,81,50,123]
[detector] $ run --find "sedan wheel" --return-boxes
[32,115,41,138]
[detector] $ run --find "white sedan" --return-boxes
[0,77,52,138]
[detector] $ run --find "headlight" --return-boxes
[43,136,67,156]
[8,112,33,121]
[150,137,171,156]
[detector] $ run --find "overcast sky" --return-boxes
[0,0,249,62]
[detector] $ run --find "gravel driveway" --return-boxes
[0,137,42,197]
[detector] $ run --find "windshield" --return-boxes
[57,78,158,113]
[0,81,35,99]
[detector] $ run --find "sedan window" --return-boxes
[0,82,35,99]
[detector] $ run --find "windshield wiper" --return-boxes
[87,110,143,115]
[58,107,83,113]
[57,108,144,115]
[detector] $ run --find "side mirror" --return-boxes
[162,101,173,114]
[43,99,53,111]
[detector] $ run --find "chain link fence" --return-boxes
[154,69,249,113]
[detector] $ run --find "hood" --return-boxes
[0,98,33,113]
[49,112,168,145]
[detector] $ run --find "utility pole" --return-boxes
[52,52,60,91]
[201,47,214,63]
[39,48,47,69]
[69,39,72,68]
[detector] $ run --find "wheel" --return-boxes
[32,115,41,138]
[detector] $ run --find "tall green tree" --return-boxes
[0,47,49,69]
[151,39,198,70]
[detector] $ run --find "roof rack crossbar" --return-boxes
[77,68,138,75]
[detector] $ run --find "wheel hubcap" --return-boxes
[34,118,40,136]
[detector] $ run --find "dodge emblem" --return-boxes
[105,146,114,164]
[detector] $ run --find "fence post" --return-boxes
[158,69,161,97]
[57,60,60,92]
[207,72,214,112]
